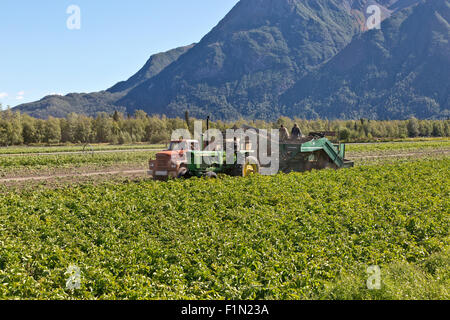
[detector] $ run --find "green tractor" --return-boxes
[179,146,260,179]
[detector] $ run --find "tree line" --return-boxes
[0,108,449,146]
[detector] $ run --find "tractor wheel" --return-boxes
[177,167,191,179]
[233,156,260,177]
[205,171,218,179]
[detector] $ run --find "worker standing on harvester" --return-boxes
[291,124,302,139]
[279,125,290,141]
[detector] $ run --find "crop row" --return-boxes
[0,151,155,175]
[346,140,450,153]
[0,158,448,299]
[0,144,164,155]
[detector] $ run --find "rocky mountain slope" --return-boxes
[281,0,450,119]
[15,0,446,121]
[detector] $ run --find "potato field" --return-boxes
[0,144,448,299]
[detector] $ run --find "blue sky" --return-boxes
[0,0,239,108]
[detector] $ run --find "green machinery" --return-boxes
[278,133,354,173]
[180,150,260,178]
[179,131,353,178]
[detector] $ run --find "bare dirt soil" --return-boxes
[0,164,147,187]
[348,149,450,160]
[0,148,163,157]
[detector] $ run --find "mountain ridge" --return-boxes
[14,0,446,121]
[119,0,371,119]
[15,44,194,118]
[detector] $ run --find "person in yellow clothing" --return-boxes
[279,125,290,141]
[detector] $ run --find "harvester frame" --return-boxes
[277,134,354,173]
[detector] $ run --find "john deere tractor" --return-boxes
[178,131,353,178]
[178,140,260,179]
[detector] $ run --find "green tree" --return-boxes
[407,118,420,137]
[44,117,62,143]
[444,121,450,137]
[22,116,37,144]
[432,122,444,137]
[339,128,351,141]
[112,111,122,122]
[74,115,93,143]
[93,113,113,143]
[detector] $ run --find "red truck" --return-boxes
[148,139,200,180]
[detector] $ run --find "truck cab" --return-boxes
[148,139,200,180]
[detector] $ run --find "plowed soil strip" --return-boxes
[0,149,163,157]
[349,149,450,159]
[0,169,146,183]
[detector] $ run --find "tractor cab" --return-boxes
[168,140,200,152]
[148,139,200,180]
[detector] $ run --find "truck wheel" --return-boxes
[205,171,218,179]
[177,167,191,179]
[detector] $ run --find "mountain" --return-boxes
[281,0,450,119]
[107,44,195,94]
[14,0,443,121]
[15,44,194,118]
[118,0,387,120]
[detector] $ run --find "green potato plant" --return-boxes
[0,159,448,299]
